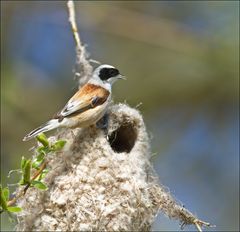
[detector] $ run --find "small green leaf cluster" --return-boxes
[0,185,22,213]
[0,133,66,215]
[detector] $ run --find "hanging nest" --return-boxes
[16,103,209,231]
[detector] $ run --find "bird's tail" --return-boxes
[23,119,60,141]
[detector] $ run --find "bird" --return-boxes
[23,64,125,141]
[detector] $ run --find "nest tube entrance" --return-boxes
[108,122,137,153]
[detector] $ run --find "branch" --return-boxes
[6,161,48,208]
[67,0,93,86]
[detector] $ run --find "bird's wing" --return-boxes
[55,83,110,119]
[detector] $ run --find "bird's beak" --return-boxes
[118,74,126,80]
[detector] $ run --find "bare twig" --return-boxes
[67,0,93,86]
[194,218,215,232]
[180,211,212,232]
[150,184,213,232]
[67,0,81,50]
[195,221,203,232]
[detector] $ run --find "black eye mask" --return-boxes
[99,68,119,81]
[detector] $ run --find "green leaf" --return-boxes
[51,140,66,151]
[7,206,22,213]
[24,159,31,184]
[32,161,41,169]
[42,168,49,174]
[37,146,50,154]
[36,152,45,161]
[37,146,44,153]
[19,159,31,185]
[36,133,49,147]
[18,179,24,185]
[38,173,44,180]
[21,156,27,170]
[32,181,48,190]
[3,187,9,201]
[0,185,8,211]
[37,168,49,181]
[32,151,45,169]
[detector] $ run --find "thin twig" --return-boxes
[150,185,213,232]
[23,161,48,194]
[67,0,81,49]
[30,161,48,182]
[195,222,203,232]
[193,218,214,232]
[6,161,48,208]
[67,0,93,86]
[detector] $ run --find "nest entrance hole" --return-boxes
[108,123,137,153]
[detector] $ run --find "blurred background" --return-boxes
[1,1,239,231]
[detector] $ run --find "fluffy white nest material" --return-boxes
[16,103,203,231]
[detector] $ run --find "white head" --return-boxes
[92,64,125,86]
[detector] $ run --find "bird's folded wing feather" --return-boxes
[56,83,110,118]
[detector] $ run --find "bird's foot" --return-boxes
[96,113,109,137]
